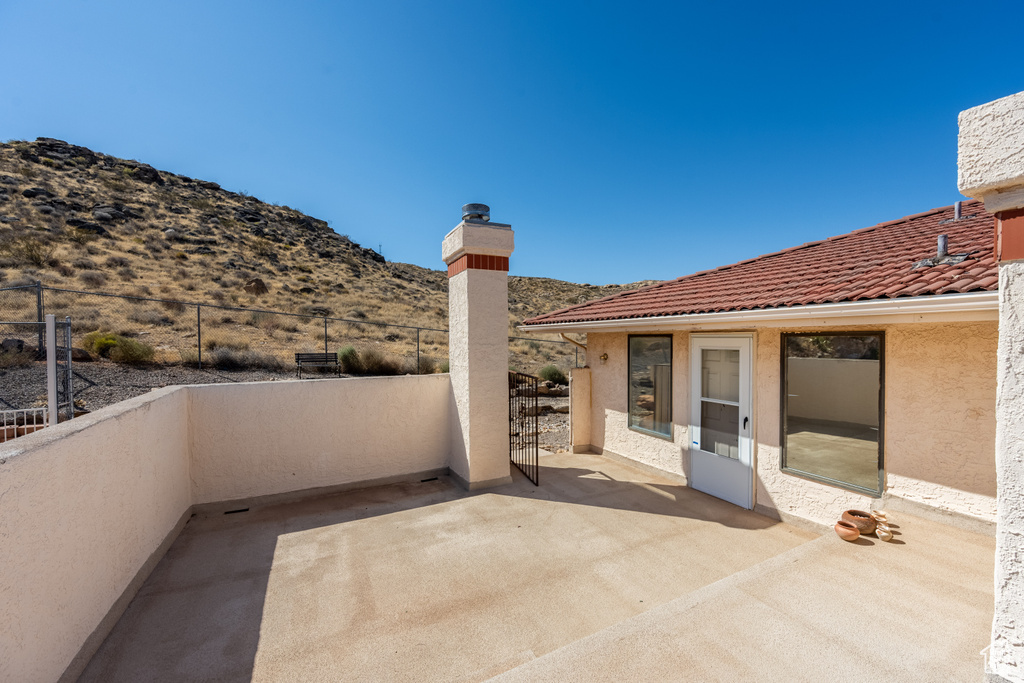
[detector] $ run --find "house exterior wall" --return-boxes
[579,322,997,529]
[587,331,691,479]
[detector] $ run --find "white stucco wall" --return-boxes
[0,373,456,682]
[582,324,997,529]
[959,90,1024,209]
[992,263,1024,679]
[0,387,192,683]
[586,332,690,480]
[189,374,452,505]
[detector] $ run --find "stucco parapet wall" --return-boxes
[0,384,184,461]
[959,90,1024,212]
[441,220,514,264]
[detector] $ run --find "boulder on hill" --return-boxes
[34,138,98,166]
[243,278,269,296]
[121,162,163,185]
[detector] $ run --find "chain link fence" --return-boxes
[0,282,579,381]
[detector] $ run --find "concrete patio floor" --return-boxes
[78,451,994,682]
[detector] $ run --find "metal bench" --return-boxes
[294,352,340,378]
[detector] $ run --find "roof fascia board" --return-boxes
[520,292,999,333]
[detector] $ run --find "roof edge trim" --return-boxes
[519,291,999,333]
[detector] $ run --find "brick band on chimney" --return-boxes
[997,208,1024,262]
[447,254,509,277]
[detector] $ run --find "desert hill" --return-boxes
[0,138,651,372]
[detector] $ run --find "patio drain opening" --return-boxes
[420,477,439,482]
[224,508,250,515]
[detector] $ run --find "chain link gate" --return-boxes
[51,316,74,423]
[509,371,539,485]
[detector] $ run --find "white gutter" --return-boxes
[519,291,999,333]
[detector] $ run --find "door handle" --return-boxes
[743,417,749,429]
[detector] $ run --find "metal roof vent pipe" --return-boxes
[462,203,490,222]
[937,234,949,258]
[954,201,963,220]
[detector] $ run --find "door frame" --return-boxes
[689,333,755,509]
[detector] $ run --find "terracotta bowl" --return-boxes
[834,520,860,542]
[842,509,877,535]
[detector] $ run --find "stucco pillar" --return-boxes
[570,367,592,453]
[442,203,514,489]
[959,90,1024,683]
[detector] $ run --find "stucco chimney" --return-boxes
[442,204,515,489]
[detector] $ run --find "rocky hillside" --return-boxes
[0,138,651,369]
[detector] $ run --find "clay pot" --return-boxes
[842,509,877,535]
[875,525,893,542]
[834,520,860,542]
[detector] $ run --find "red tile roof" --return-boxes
[523,200,996,327]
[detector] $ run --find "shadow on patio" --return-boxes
[77,451,815,682]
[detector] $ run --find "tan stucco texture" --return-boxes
[581,323,997,529]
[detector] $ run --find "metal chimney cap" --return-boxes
[462,203,490,222]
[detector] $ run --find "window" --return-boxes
[628,335,672,437]
[781,333,884,496]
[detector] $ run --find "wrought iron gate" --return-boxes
[52,317,74,422]
[509,371,539,485]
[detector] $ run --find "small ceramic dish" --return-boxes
[834,520,860,542]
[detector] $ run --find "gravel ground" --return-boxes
[0,361,573,452]
[536,396,571,453]
[0,360,298,414]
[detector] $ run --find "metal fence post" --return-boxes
[45,314,57,426]
[324,318,328,355]
[416,328,421,374]
[36,280,44,358]
[64,316,73,422]
[196,305,202,370]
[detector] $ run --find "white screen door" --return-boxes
[690,335,753,509]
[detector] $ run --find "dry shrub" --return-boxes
[81,331,154,364]
[129,309,173,326]
[3,236,56,267]
[204,335,249,351]
[72,258,97,270]
[204,348,283,371]
[0,349,35,368]
[78,270,106,287]
[359,347,402,376]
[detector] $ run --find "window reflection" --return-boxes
[783,334,882,493]
[629,336,672,436]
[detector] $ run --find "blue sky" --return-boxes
[2,0,1023,284]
